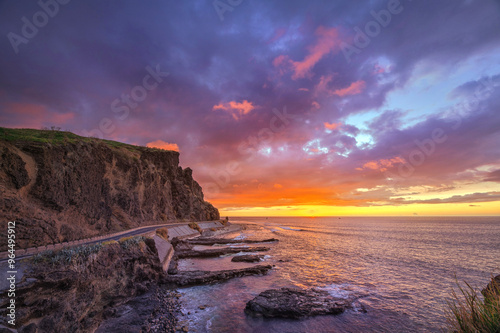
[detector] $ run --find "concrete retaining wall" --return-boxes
[152,235,173,271]
[197,221,225,230]
[167,225,200,240]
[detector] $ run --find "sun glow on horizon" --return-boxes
[220,201,500,217]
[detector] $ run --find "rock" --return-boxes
[231,255,264,263]
[187,238,278,245]
[171,238,193,251]
[167,257,179,275]
[165,265,273,287]
[245,287,350,319]
[19,323,38,333]
[0,328,16,333]
[10,239,170,332]
[175,247,270,259]
[482,274,500,302]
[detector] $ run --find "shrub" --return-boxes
[102,240,119,246]
[31,243,103,266]
[446,278,500,332]
[156,227,169,240]
[188,222,201,233]
[119,236,134,243]
[119,236,146,249]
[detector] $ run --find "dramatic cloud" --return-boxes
[0,0,499,215]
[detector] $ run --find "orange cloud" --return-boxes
[361,156,405,172]
[292,26,340,80]
[274,183,283,188]
[146,140,179,152]
[213,100,256,120]
[324,122,341,130]
[333,80,366,97]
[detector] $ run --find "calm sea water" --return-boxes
[177,216,500,332]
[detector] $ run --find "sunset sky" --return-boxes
[1,0,499,216]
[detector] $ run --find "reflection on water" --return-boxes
[176,216,500,332]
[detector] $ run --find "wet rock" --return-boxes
[187,238,278,245]
[231,254,264,263]
[175,247,269,259]
[165,265,272,287]
[278,259,291,263]
[245,287,350,319]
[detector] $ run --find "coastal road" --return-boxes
[0,222,189,264]
[0,222,192,291]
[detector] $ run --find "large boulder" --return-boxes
[245,287,351,319]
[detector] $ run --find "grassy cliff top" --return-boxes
[0,127,176,153]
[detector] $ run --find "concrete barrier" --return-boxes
[153,235,173,271]
[167,226,200,241]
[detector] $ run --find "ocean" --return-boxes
[176,216,500,332]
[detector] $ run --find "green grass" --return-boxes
[0,127,176,153]
[446,279,500,332]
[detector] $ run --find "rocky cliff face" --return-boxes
[0,130,219,250]
[0,238,176,332]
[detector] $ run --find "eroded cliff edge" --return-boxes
[0,128,219,250]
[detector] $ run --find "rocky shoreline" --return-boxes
[0,225,279,332]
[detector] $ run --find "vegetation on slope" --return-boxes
[446,278,500,332]
[0,127,174,153]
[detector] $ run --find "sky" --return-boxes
[0,0,499,216]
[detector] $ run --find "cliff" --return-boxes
[0,128,219,250]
